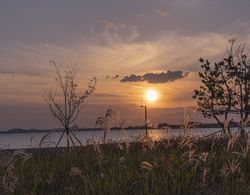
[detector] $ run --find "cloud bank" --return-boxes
[120,71,188,84]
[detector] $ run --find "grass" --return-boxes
[0,134,249,195]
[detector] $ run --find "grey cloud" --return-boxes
[120,71,188,84]
[121,74,143,82]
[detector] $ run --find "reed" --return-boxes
[0,134,249,194]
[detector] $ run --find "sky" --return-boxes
[0,0,250,130]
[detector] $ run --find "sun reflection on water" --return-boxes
[148,130,165,141]
[147,128,176,141]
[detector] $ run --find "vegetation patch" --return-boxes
[0,135,249,194]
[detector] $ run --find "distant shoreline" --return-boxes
[0,123,248,134]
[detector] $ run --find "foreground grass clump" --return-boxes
[0,136,249,194]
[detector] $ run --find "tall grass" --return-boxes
[0,134,249,194]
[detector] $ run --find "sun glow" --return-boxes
[146,90,158,102]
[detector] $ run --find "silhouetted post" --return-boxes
[141,105,148,137]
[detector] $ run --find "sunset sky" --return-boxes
[0,0,250,130]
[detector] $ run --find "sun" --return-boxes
[146,90,158,102]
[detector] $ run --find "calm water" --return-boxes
[0,128,248,149]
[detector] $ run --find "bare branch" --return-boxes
[45,61,96,148]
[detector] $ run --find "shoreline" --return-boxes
[1,123,249,134]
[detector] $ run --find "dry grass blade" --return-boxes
[141,161,154,172]
[179,136,194,149]
[220,158,241,177]
[95,109,119,142]
[38,133,52,148]
[70,167,84,178]
[227,133,239,152]
[11,150,32,163]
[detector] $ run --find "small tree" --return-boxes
[95,109,118,143]
[46,60,96,148]
[193,41,250,136]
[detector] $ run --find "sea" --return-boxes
[1,127,249,150]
